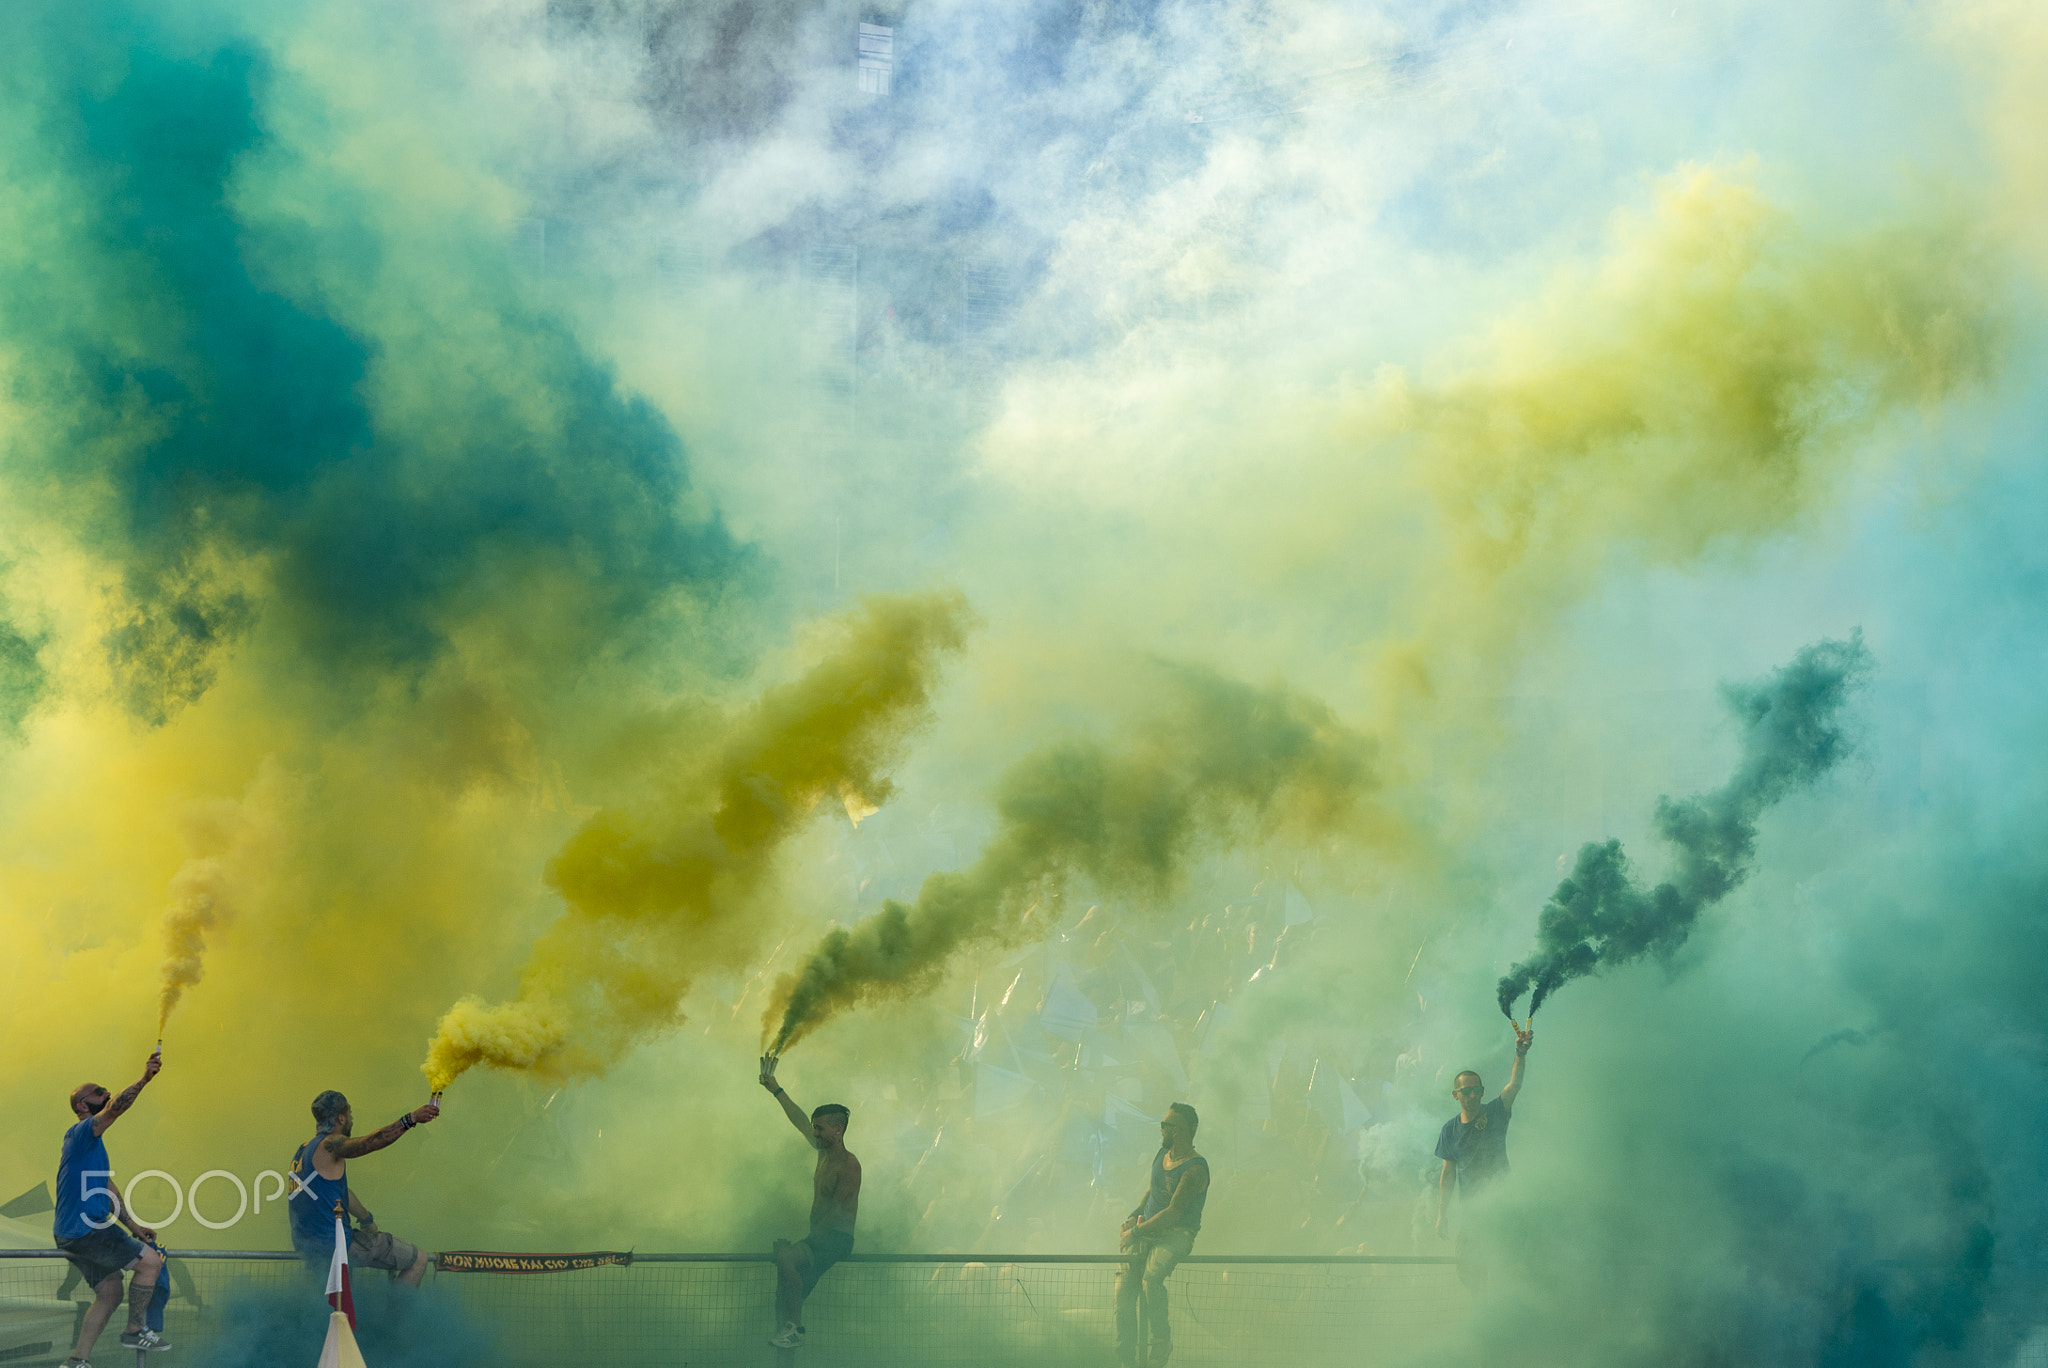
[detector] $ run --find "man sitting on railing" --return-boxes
[54,1048,167,1364]
[287,1089,439,1286]
[759,1055,862,1351]
[1116,1102,1210,1368]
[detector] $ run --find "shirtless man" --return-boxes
[759,1056,862,1351]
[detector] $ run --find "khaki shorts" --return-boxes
[348,1228,422,1275]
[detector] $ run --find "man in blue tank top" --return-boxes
[1115,1102,1210,1368]
[287,1089,440,1286]
[53,1048,167,1365]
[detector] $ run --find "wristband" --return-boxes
[773,1087,787,1097]
[399,1113,416,1131]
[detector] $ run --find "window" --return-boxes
[857,23,894,95]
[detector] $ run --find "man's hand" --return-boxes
[410,1103,439,1126]
[142,1052,162,1083]
[1502,1025,1533,1112]
[762,1059,812,1140]
[128,1221,156,1244]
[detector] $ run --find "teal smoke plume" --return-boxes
[1498,634,1871,1019]
[0,3,744,725]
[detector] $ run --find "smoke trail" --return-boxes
[1497,634,1871,1019]
[423,591,971,1089]
[763,662,1383,1053]
[154,766,284,1032]
[156,857,228,1032]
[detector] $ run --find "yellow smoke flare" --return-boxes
[151,764,285,1034]
[422,590,973,1090]
[422,997,570,1094]
[156,856,229,1032]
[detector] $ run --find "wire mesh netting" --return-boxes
[0,1251,1462,1367]
[11,1252,2046,1367]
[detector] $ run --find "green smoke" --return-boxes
[1498,634,1871,1018]
[764,661,1383,1051]
[0,1,746,726]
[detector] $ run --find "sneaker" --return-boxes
[59,1358,89,1367]
[768,1322,806,1349]
[118,1330,168,1351]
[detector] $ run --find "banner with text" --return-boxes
[434,1251,634,1275]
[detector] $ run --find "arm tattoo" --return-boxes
[327,1120,406,1159]
[95,1080,146,1131]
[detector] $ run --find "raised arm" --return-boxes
[92,1051,162,1137]
[324,1103,438,1161]
[760,1056,818,1146]
[1499,1024,1533,1112]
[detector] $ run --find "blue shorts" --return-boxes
[57,1225,144,1289]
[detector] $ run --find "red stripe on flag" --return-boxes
[327,1212,356,1329]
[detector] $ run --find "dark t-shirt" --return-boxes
[1434,1097,1511,1190]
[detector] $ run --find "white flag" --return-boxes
[324,1211,354,1327]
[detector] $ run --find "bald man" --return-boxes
[54,1049,166,1363]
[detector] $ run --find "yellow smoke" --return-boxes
[1941,2,2048,280]
[156,861,228,1032]
[759,164,2001,1052]
[1371,165,1995,725]
[423,590,972,1090]
[154,763,286,1032]
[762,661,1392,1052]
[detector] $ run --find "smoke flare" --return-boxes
[152,768,284,1032]
[1498,634,1871,1019]
[763,662,1385,1053]
[422,591,971,1090]
[157,855,230,1032]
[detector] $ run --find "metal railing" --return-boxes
[1,1246,1462,1367]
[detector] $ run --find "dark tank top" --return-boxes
[1140,1148,1209,1233]
[287,1133,350,1254]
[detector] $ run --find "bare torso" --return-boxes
[812,1144,860,1234]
